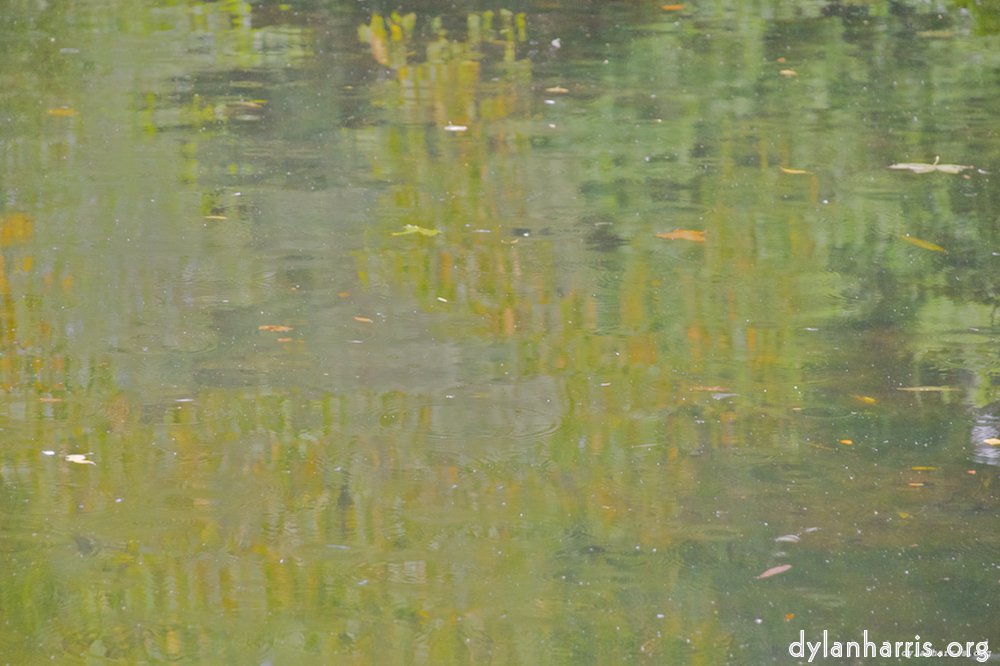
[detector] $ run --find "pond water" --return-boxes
[2,0,1000,663]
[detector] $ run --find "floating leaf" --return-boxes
[896,386,958,392]
[662,4,684,9]
[66,454,95,465]
[851,394,876,404]
[392,224,441,237]
[888,156,972,174]
[277,337,292,342]
[780,167,813,175]
[785,614,795,621]
[47,107,77,116]
[354,316,372,323]
[984,438,1000,446]
[545,86,569,93]
[840,439,853,445]
[756,564,791,579]
[259,325,293,332]
[656,229,706,242]
[39,397,62,403]
[338,292,350,298]
[775,534,800,543]
[899,235,946,253]
[204,215,228,220]
[779,69,797,76]
[912,466,936,470]
[443,123,468,132]
[691,386,730,392]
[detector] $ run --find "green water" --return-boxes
[2,1,1000,663]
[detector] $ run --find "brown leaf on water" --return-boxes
[259,325,293,332]
[354,316,372,323]
[899,235,946,253]
[338,292,350,298]
[656,229,706,242]
[662,4,684,9]
[780,167,813,175]
[756,564,791,579]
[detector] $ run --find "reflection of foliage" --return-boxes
[954,0,1000,35]
[357,11,416,67]
[359,9,527,69]
[4,0,1000,663]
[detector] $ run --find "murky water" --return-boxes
[2,1,1000,663]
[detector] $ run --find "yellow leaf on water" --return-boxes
[779,70,797,76]
[392,224,441,237]
[662,4,684,9]
[851,394,876,404]
[756,564,791,579]
[840,439,853,445]
[545,86,569,93]
[984,438,1000,446]
[47,107,77,116]
[656,229,706,242]
[900,235,946,253]
[911,466,936,470]
[354,316,372,323]
[780,167,813,175]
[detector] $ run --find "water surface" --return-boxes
[2,1,1000,663]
